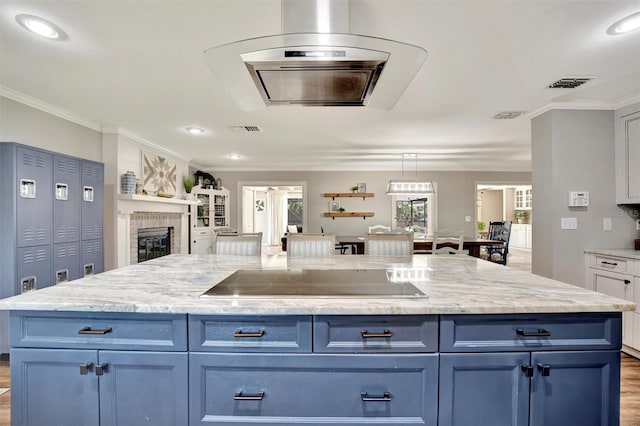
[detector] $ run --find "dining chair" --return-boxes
[365,232,413,256]
[434,231,468,255]
[287,233,336,257]
[214,232,262,256]
[486,221,512,265]
[368,224,392,233]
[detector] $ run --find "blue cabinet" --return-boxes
[9,311,189,426]
[53,154,81,244]
[439,313,622,426]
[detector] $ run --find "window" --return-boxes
[287,198,303,227]
[392,195,435,235]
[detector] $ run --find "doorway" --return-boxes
[476,183,532,271]
[239,182,306,247]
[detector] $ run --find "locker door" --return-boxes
[16,147,52,247]
[53,155,81,243]
[53,241,82,282]
[81,161,104,241]
[17,245,52,293]
[82,239,104,276]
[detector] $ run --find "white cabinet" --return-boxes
[189,187,230,254]
[510,224,532,250]
[615,103,640,204]
[514,186,532,210]
[585,252,639,355]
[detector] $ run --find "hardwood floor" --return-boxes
[0,354,638,425]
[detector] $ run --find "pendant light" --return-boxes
[386,153,435,195]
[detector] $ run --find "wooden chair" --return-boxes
[486,221,512,265]
[214,232,262,256]
[287,233,336,257]
[365,232,413,256]
[434,231,468,255]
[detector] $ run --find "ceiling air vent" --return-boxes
[229,125,262,132]
[493,111,525,119]
[548,77,593,89]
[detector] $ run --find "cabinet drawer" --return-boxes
[10,311,187,351]
[314,315,438,353]
[591,255,630,273]
[189,315,312,352]
[189,352,438,425]
[440,313,621,352]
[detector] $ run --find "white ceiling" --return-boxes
[1,0,639,172]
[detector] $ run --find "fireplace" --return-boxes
[138,227,172,263]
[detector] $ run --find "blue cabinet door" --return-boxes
[53,154,81,243]
[99,351,188,426]
[17,244,52,292]
[439,352,530,426]
[16,146,52,247]
[82,239,104,275]
[81,161,103,241]
[10,348,99,426]
[529,350,620,426]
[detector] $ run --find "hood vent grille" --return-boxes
[229,125,262,132]
[548,77,593,89]
[493,111,525,119]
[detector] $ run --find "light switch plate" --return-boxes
[465,216,471,222]
[561,217,578,230]
[603,218,612,231]
[636,219,640,231]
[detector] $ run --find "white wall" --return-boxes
[532,108,639,286]
[212,170,532,237]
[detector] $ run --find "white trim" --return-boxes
[527,92,640,119]
[1,86,102,131]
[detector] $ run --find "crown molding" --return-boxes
[102,126,191,162]
[0,86,102,131]
[527,92,640,119]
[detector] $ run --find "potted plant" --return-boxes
[338,207,346,213]
[515,210,528,224]
[477,221,486,232]
[183,175,194,200]
[350,185,359,193]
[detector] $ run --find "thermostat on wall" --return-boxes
[568,191,589,207]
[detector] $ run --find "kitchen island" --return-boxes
[0,254,635,426]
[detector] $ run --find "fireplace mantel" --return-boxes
[115,194,196,267]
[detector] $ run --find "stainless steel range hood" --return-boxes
[202,0,427,110]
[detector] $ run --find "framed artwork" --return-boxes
[255,198,266,214]
[329,200,341,212]
[142,151,177,194]
[357,183,367,193]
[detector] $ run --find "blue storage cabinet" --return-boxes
[0,143,104,355]
[438,313,622,426]
[9,311,189,426]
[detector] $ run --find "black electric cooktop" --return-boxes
[201,269,426,298]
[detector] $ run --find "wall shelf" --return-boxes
[324,212,374,220]
[323,193,374,201]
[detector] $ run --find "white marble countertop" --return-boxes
[584,248,640,260]
[0,254,635,315]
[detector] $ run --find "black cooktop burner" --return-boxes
[201,269,426,298]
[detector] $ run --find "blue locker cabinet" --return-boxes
[0,143,104,355]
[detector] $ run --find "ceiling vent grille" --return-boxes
[548,77,593,89]
[229,125,262,132]
[493,111,525,119]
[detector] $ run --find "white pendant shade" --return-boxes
[385,180,435,195]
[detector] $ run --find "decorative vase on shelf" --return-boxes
[121,171,136,195]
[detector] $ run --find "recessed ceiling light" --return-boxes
[608,11,640,35]
[228,154,242,160]
[15,14,63,40]
[186,127,204,135]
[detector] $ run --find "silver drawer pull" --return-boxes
[234,329,265,338]
[600,261,618,267]
[78,326,113,335]
[234,391,265,400]
[361,391,392,402]
[516,328,550,337]
[361,329,393,338]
